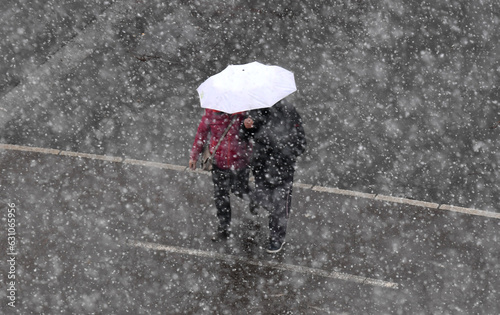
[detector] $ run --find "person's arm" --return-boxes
[189,110,211,170]
[240,109,266,142]
[289,106,307,157]
[273,103,306,162]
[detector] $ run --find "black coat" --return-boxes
[242,100,306,185]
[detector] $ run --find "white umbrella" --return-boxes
[197,61,296,114]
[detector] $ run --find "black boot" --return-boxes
[266,238,285,253]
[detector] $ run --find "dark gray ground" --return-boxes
[1,1,500,314]
[1,148,499,314]
[1,0,500,211]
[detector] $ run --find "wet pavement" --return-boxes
[2,1,500,314]
[1,145,499,314]
[2,0,500,213]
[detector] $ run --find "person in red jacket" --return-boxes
[189,109,256,241]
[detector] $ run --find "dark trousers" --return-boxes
[211,165,252,229]
[253,165,294,244]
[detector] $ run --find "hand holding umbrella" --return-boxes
[244,117,254,129]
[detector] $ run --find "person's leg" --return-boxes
[267,166,295,253]
[212,166,231,237]
[252,176,273,212]
[230,167,251,199]
[268,180,293,247]
[231,166,258,214]
[251,162,274,209]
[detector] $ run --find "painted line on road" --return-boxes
[122,158,187,172]
[374,195,440,209]
[1,143,499,220]
[0,143,61,155]
[312,186,377,199]
[59,150,123,163]
[438,204,500,219]
[294,182,314,190]
[127,240,399,289]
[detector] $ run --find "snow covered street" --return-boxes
[1,0,500,313]
[1,146,498,313]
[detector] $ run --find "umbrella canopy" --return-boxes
[197,61,296,114]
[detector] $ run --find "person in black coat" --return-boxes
[242,99,306,253]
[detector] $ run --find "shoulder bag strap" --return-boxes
[210,115,237,158]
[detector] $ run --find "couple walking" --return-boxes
[189,100,306,253]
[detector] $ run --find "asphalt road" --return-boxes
[2,0,499,213]
[1,1,500,314]
[1,145,499,314]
